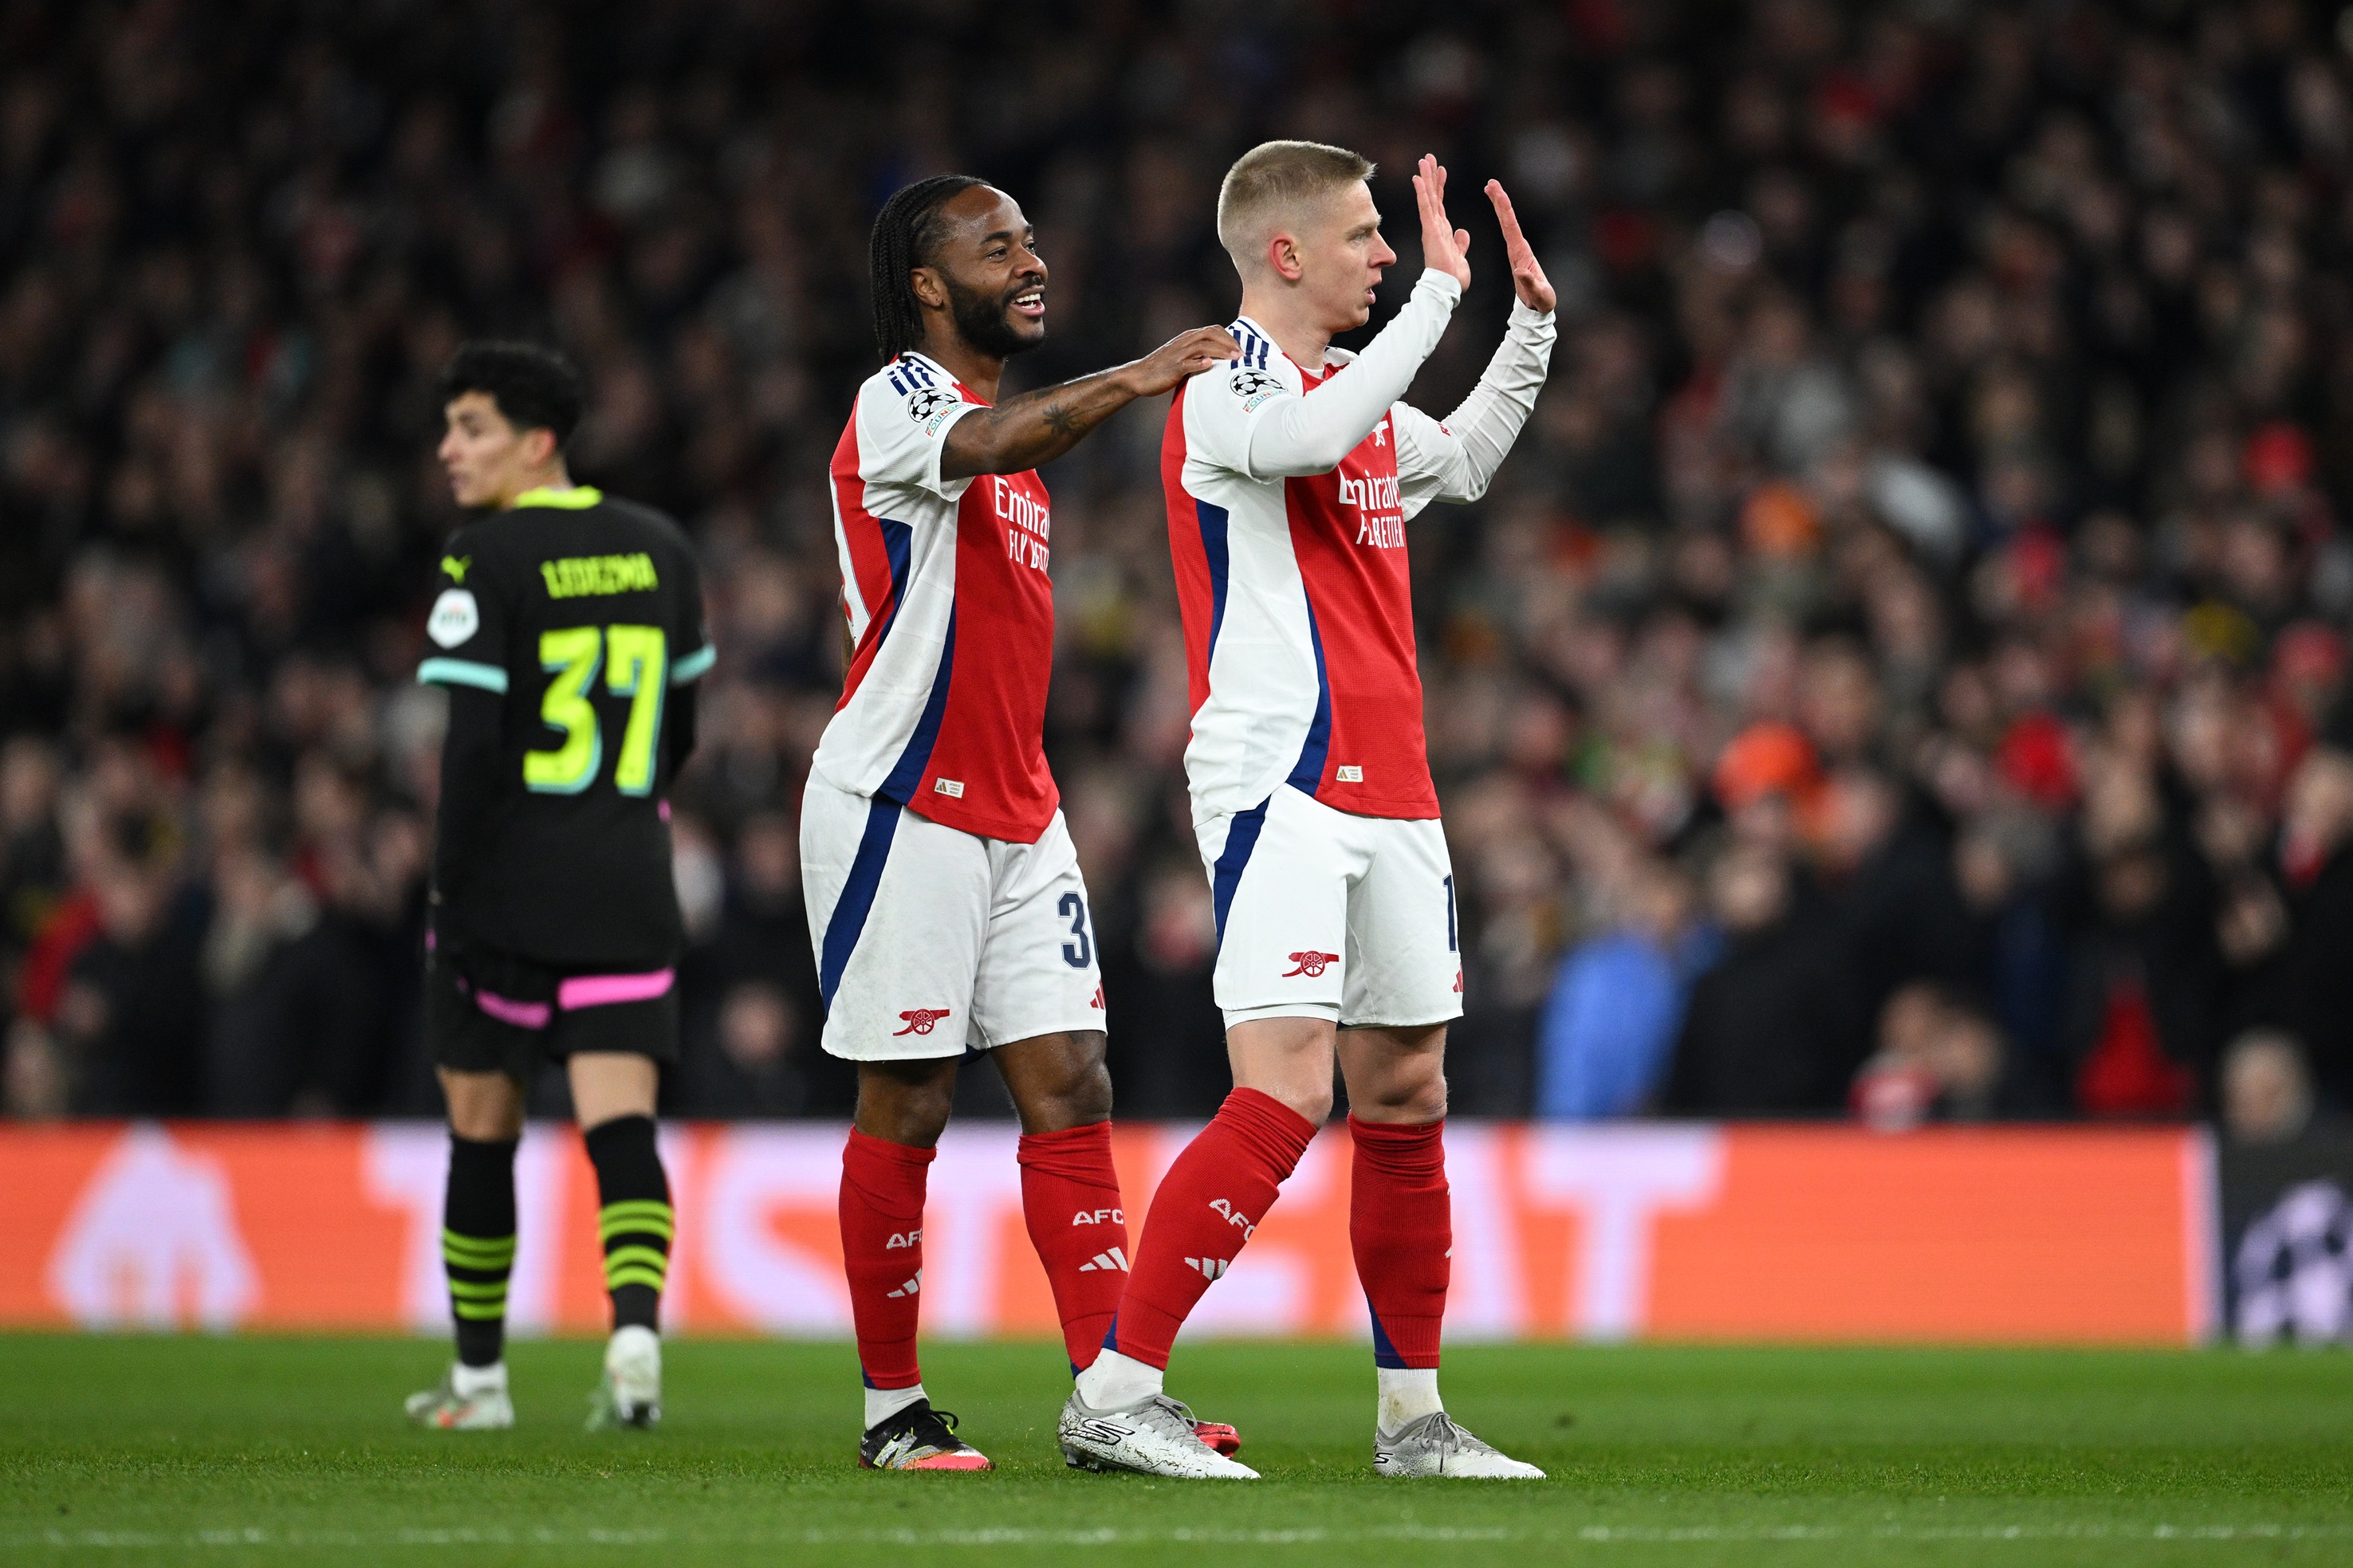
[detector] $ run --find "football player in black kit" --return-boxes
[405,342,711,1432]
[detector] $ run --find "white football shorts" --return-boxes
[1194,783,1465,1032]
[801,772,1106,1061]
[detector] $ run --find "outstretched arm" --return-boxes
[1240,155,1470,478]
[1241,270,1462,477]
[942,326,1238,479]
[1393,179,1558,509]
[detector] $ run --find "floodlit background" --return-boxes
[2,0,2352,1152]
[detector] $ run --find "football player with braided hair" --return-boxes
[805,175,1238,1471]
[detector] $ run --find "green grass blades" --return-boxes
[2,1335,2350,1566]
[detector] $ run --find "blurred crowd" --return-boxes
[7,0,2353,1138]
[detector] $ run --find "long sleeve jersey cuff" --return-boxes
[1438,300,1558,493]
[1243,268,1462,478]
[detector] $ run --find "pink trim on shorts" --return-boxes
[557,968,675,1011]
[470,988,552,1030]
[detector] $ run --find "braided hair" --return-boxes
[870,174,986,361]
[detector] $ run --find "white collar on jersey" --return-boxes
[1228,316,1355,376]
[895,349,962,388]
[892,348,1005,407]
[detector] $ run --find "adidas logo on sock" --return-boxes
[1076,1247,1128,1273]
[885,1270,923,1299]
[1184,1256,1229,1281]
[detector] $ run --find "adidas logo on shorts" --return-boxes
[1077,1248,1128,1273]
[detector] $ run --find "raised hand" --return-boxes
[944,324,1245,477]
[1126,325,1245,396]
[1413,154,1472,290]
[1485,180,1556,313]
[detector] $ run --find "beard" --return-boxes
[945,273,1043,360]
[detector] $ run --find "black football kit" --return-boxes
[417,485,712,1075]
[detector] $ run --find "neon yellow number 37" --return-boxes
[524,625,667,795]
[604,625,667,795]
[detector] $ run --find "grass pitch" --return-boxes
[1,1335,2348,1566]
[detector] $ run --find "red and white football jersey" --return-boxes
[1166,315,1472,823]
[813,351,1059,843]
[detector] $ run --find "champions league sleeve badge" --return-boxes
[906,387,962,434]
[1230,367,1283,412]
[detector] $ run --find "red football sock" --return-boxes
[839,1129,934,1390]
[1110,1088,1318,1370]
[1349,1114,1449,1369]
[1018,1121,1129,1372]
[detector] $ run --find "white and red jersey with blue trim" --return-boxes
[811,351,1060,843]
[1163,319,1448,822]
[1165,276,1556,825]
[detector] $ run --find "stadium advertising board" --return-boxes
[2220,1133,2353,1347]
[1,1122,2213,1345]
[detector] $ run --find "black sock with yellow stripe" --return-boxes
[584,1114,671,1333]
[443,1133,519,1368]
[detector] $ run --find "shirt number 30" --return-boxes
[525,624,667,796]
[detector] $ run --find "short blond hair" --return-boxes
[1216,140,1375,272]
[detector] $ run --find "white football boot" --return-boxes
[406,1361,514,1431]
[1058,1390,1259,1479]
[585,1324,662,1430]
[1375,1412,1544,1478]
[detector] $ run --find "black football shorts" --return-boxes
[427,941,679,1079]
